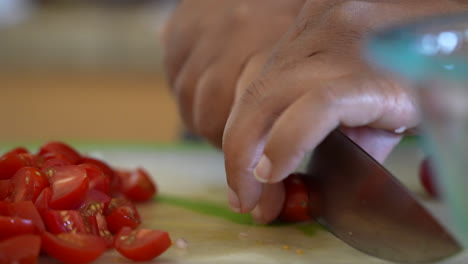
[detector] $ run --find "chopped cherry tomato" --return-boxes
[105,198,141,233]
[79,163,110,194]
[80,156,114,179]
[0,152,40,180]
[7,167,49,203]
[35,187,52,216]
[117,168,157,202]
[420,157,439,197]
[44,210,88,234]
[0,179,9,200]
[79,189,111,217]
[41,231,106,264]
[0,234,41,264]
[38,142,81,165]
[0,201,45,232]
[115,227,171,261]
[49,165,89,210]
[4,147,29,156]
[0,215,37,239]
[95,212,113,247]
[41,158,73,179]
[279,173,318,222]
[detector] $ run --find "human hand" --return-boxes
[162,0,305,147]
[222,0,467,223]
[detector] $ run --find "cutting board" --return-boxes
[37,144,468,264]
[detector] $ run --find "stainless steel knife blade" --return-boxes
[305,130,462,263]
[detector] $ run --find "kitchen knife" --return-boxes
[305,130,462,263]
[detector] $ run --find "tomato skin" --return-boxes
[0,234,41,264]
[38,142,81,165]
[0,179,9,200]
[0,201,45,232]
[117,168,157,202]
[44,210,88,234]
[4,147,29,156]
[79,163,110,194]
[0,215,37,239]
[0,152,41,180]
[278,173,318,222]
[35,187,52,217]
[49,165,89,210]
[419,157,439,197]
[105,198,141,234]
[7,167,49,203]
[41,231,107,264]
[115,227,171,261]
[80,157,114,179]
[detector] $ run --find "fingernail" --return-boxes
[254,155,272,183]
[228,187,241,213]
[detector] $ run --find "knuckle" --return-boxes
[238,79,268,108]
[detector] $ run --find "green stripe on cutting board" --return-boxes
[157,195,324,236]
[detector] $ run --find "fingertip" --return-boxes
[227,187,241,213]
[253,155,271,183]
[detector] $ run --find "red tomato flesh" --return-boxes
[279,173,318,222]
[115,227,171,261]
[0,201,45,232]
[49,165,89,210]
[0,179,9,200]
[35,187,52,217]
[0,152,41,180]
[79,163,110,194]
[117,168,157,202]
[80,156,114,179]
[0,234,41,264]
[105,198,141,234]
[79,189,111,217]
[44,210,88,234]
[41,231,106,264]
[0,215,37,239]
[7,167,49,203]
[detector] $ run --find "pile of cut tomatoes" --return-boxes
[0,142,171,264]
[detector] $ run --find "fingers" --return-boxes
[223,72,418,211]
[252,183,285,224]
[255,75,418,183]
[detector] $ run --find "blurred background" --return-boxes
[0,0,195,145]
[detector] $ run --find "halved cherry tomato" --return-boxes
[79,163,110,194]
[80,156,114,179]
[105,198,141,233]
[0,234,41,264]
[79,189,111,217]
[44,210,88,234]
[92,212,113,247]
[0,179,9,200]
[38,142,81,165]
[0,215,37,239]
[7,167,49,202]
[35,187,52,217]
[41,158,73,179]
[420,157,439,197]
[4,147,29,156]
[117,168,157,202]
[0,152,40,180]
[41,231,106,264]
[49,165,89,210]
[278,173,318,222]
[0,201,45,232]
[115,227,171,261]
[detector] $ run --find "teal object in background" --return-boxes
[366,12,468,247]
